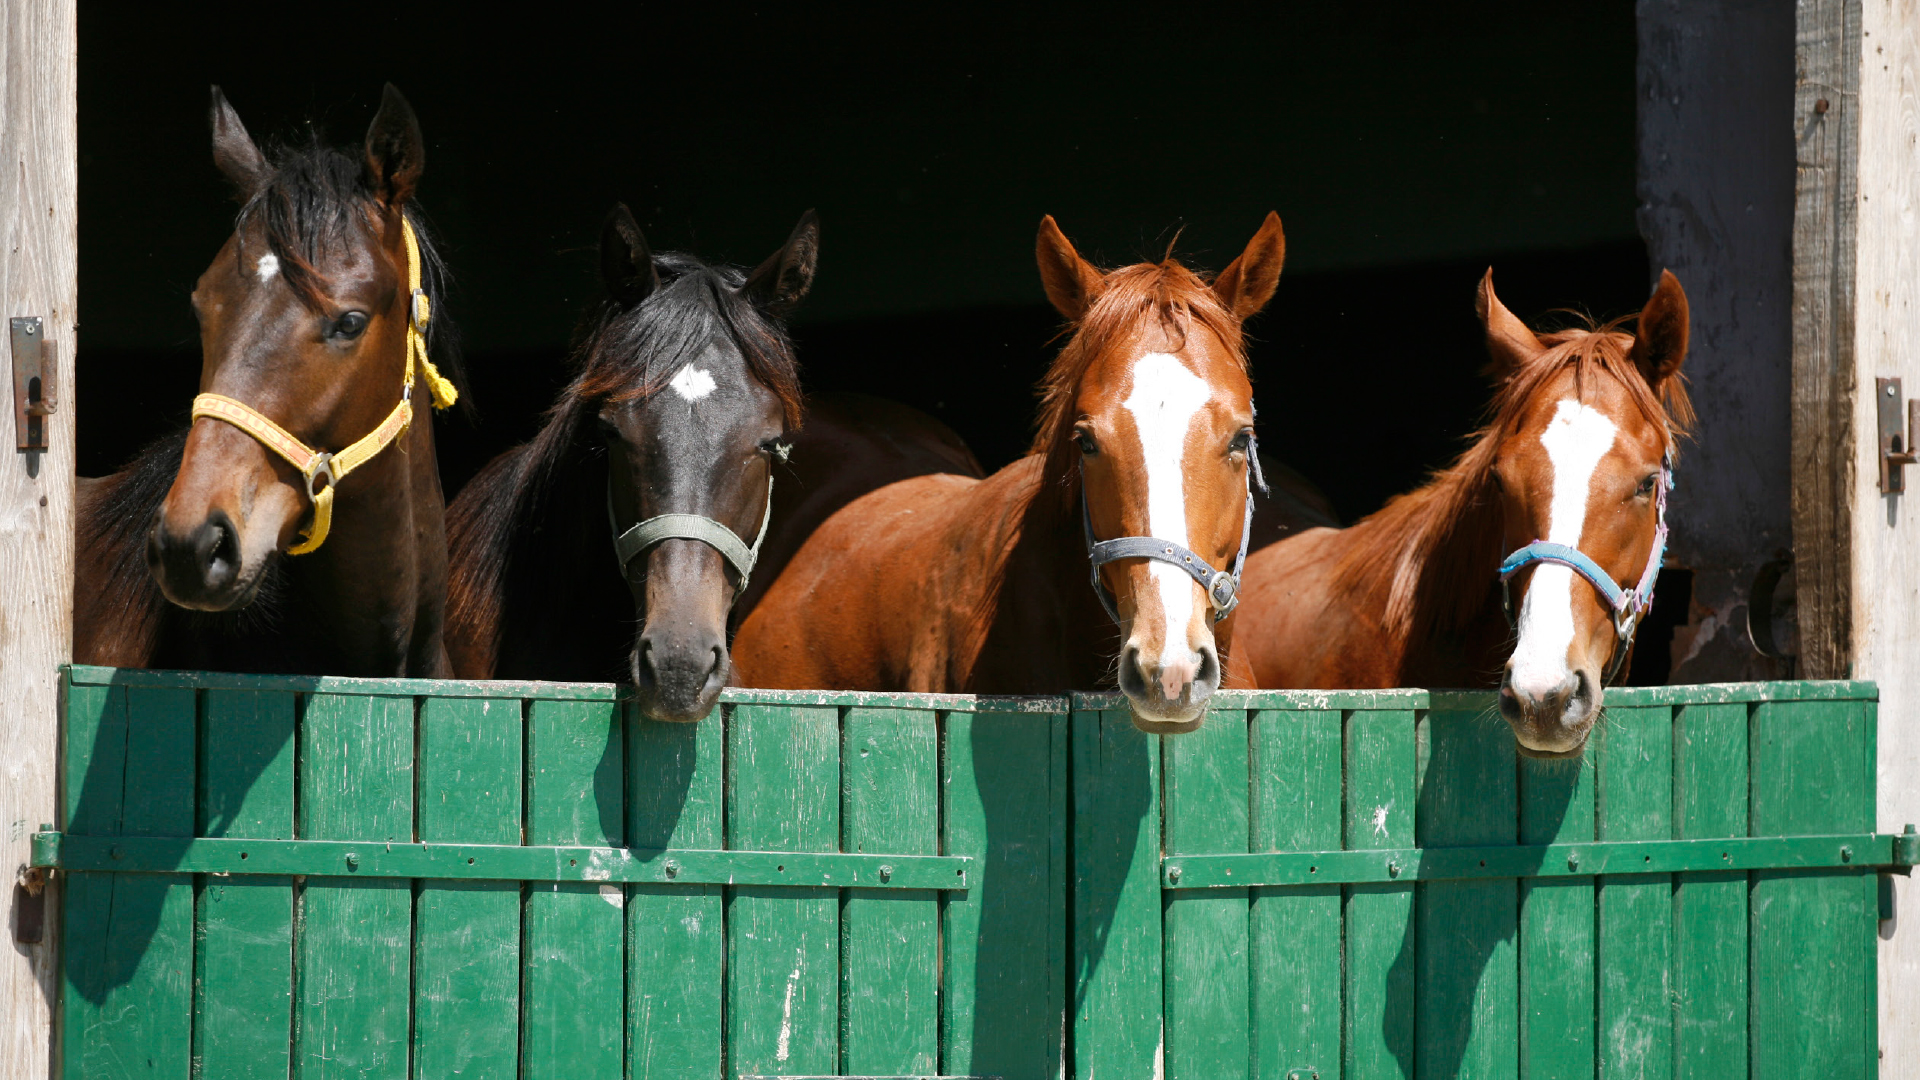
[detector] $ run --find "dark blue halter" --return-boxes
[1497,451,1673,684]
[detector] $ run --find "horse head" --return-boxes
[1480,270,1691,757]
[151,84,447,612]
[1035,213,1284,732]
[589,204,817,721]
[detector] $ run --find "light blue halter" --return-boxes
[1497,451,1673,684]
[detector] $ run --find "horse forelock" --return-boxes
[1334,314,1694,643]
[571,255,803,427]
[1031,259,1248,505]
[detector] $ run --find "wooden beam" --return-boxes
[1790,0,1862,680]
[0,1,75,1077]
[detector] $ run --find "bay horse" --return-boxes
[445,204,818,722]
[1233,270,1691,757]
[732,214,1287,732]
[74,85,466,677]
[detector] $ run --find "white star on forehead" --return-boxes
[669,365,717,401]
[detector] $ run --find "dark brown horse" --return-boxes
[1234,270,1691,756]
[733,215,1287,732]
[446,205,818,721]
[74,85,465,677]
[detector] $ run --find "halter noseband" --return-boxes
[608,472,775,599]
[189,216,459,555]
[1081,433,1268,626]
[1498,450,1673,684]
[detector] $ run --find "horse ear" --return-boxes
[1212,211,1286,319]
[363,83,425,208]
[209,86,268,198]
[1036,215,1103,320]
[1630,270,1690,389]
[1476,269,1546,381]
[743,209,820,317]
[600,203,659,307]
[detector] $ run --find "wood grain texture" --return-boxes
[0,1,75,1074]
[940,708,1067,1078]
[1249,708,1340,1080]
[1594,707,1674,1080]
[1162,708,1249,1080]
[1672,703,1748,1079]
[1342,708,1415,1080]
[839,707,938,1075]
[1791,0,1863,679]
[1847,4,1920,1073]
[1518,739,1595,1080]
[1070,707,1162,1080]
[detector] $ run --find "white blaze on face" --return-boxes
[1509,398,1618,698]
[669,365,717,401]
[1121,352,1212,690]
[255,253,279,282]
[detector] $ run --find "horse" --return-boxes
[73,84,466,677]
[445,204,818,722]
[1232,269,1692,757]
[732,214,1287,732]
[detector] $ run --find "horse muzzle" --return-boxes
[1500,666,1599,758]
[1119,641,1220,733]
[147,508,259,611]
[631,629,728,723]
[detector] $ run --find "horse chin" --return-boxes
[1128,705,1207,735]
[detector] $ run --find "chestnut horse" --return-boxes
[733,214,1286,732]
[74,85,466,676]
[446,204,818,721]
[1234,270,1691,757]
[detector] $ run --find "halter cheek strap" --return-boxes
[609,473,775,598]
[190,216,459,555]
[1499,452,1673,684]
[1082,433,1268,626]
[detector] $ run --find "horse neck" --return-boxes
[1340,474,1510,686]
[283,400,450,675]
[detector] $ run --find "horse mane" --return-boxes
[446,253,803,665]
[236,134,469,414]
[1029,258,1247,506]
[1333,314,1696,644]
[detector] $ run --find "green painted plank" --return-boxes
[522,698,624,1079]
[1433,681,1876,709]
[1249,708,1342,1080]
[62,683,196,1080]
[1163,707,1250,1080]
[1344,708,1416,1080]
[627,706,725,1080]
[295,692,415,1080]
[1596,706,1674,1080]
[1517,737,1595,1080]
[1078,688,1429,712]
[728,703,841,1078]
[414,696,522,1080]
[1671,702,1748,1080]
[1750,698,1876,1080]
[194,688,296,1080]
[941,708,1067,1078]
[1072,707,1163,1080]
[1415,705,1517,1080]
[840,707,939,1075]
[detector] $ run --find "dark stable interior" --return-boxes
[75,2,1686,682]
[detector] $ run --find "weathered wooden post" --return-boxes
[1790,0,1920,1068]
[0,1,76,1076]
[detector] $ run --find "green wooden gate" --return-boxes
[44,667,1906,1078]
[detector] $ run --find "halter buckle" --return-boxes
[1208,569,1237,612]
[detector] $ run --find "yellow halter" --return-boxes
[191,216,458,555]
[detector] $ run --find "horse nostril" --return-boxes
[632,639,659,690]
[196,512,241,590]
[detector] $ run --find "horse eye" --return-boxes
[328,311,369,341]
[1637,473,1658,496]
[1075,430,1098,456]
[1229,431,1252,456]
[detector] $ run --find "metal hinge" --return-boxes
[1878,377,1919,493]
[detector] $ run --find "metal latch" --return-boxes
[1878,377,1919,493]
[10,316,55,451]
